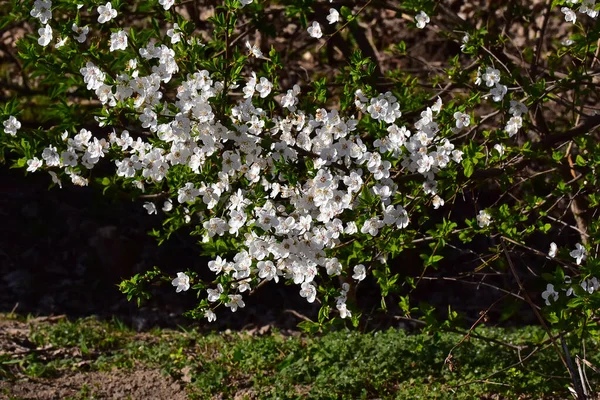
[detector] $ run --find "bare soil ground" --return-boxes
[1,369,187,400]
[0,317,188,400]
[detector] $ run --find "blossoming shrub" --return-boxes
[1,0,600,371]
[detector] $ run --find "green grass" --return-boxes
[2,313,599,399]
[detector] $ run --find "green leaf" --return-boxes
[340,6,353,20]
[297,321,320,334]
[545,312,559,324]
[463,160,474,178]
[318,305,330,324]
[567,297,585,309]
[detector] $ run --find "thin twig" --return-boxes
[284,309,313,323]
[561,334,587,399]
[531,0,553,79]
[317,0,373,51]
[501,239,569,372]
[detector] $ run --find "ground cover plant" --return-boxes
[2,0,600,397]
[2,313,600,399]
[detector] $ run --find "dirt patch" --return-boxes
[1,369,187,400]
[0,317,189,400]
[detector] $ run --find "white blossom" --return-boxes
[415,11,430,29]
[159,0,175,10]
[205,310,217,322]
[207,284,224,302]
[476,210,492,228]
[581,277,599,294]
[225,294,245,312]
[143,202,157,215]
[337,302,352,319]
[110,30,128,52]
[460,33,469,52]
[490,83,507,102]
[48,171,62,188]
[98,2,117,24]
[541,284,558,306]
[27,157,43,172]
[162,199,173,212]
[172,272,190,293]
[245,40,263,58]
[55,37,67,49]
[42,146,60,166]
[3,116,20,136]
[31,0,52,24]
[548,242,557,258]
[300,282,317,303]
[327,8,340,24]
[167,23,181,44]
[561,7,577,23]
[432,195,444,209]
[38,24,53,47]
[482,67,501,87]
[453,111,470,129]
[256,77,273,98]
[178,182,200,203]
[72,23,89,43]
[570,243,587,265]
[352,264,366,281]
[307,21,323,39]
[493,144,505,156]
[509,101,527,117]
[581,0,599,18]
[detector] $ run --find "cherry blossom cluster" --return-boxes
[505,100,527,137]
[475,66,528,153]
[476,67,507,103]
[307,7,340,40]
[26,127,107,187]
[542,243,592,305]
[5,0,515,322]
[547,242,588,265]
[7,0,595,323]
[542,275,598,306]
[118,70,463,319]
[13,8,469,319]
[561,0,598,24]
